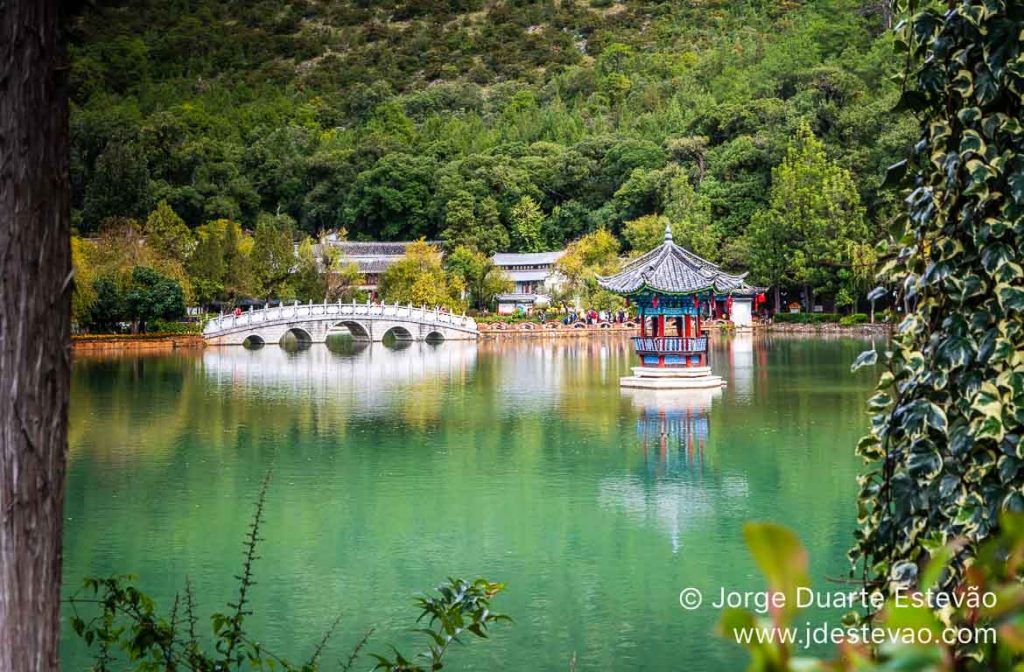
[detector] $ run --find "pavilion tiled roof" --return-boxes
[597,224,750,296]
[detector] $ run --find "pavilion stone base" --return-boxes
[619,366,725,390]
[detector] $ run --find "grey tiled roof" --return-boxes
[492,250,565,266]
[597,224,749,295]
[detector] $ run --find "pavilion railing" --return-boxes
[631,336,708,355]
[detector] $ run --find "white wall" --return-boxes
[731,297,753,327]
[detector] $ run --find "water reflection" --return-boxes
[626,388,720,477]
[202,341,478,413]
[66,333,885,672]
[600,387,750,554]
[727,333,756,401]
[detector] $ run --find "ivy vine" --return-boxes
[851,0,1024,591]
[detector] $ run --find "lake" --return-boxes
[63,333,884,670]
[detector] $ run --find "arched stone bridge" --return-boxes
[203,301,478,346]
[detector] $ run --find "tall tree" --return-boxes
[445,245,512,310]
[251,213,296,299]
[622,214,668,253]
[440,191,510,256]
[378,240,464,310]
[509,195,545,252]
[290,236,324,302]
[144,200,193,264]
[748,121,866,311]
[0,0,71,670]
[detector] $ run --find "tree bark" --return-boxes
[0,0,71,671]
[773,284,781,314]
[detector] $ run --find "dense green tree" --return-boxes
[188,225,226,307]
[82,140,152,231]
[84,266,185,333]
[441,191,510,256]
[345,153,436,240]
[622,214,667,254]
[445,246,512,310]
[509,195,545,252]
[748,122,866,311]
[378,240,464,310]
[251,213,296,299]
[144,200,193,264]
[187,219,256,307]
[663,171,718,260]
[554,229,620,308]
[66,0,913,283]
[123,266,187,333]
[87,277,126,332]
[290,237,324,302]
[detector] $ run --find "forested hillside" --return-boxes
[70,0,914,311]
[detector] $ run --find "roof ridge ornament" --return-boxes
[664,221,673,243]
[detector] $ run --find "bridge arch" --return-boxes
[331,320,371,341]
[242,334,265,349]
[382,325,414,343]
[424,331,445,344]
[280,327,313,348]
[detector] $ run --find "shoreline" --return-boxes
[478,321,893,339]
[72,334,205,354]
[71,322,893,353]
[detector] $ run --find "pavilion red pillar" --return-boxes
[657,314,665,367]
[684,314,692,338]
[696,297,704,366]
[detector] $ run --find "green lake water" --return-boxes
[64,333,884,670]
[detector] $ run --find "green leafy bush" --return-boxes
[839,313,868,327]
[773,312,841,324]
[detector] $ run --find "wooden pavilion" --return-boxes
[597,223,754,389]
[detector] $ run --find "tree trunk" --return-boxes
[0,0,71,670]
[773,285,781,314]
[804,284,813,313]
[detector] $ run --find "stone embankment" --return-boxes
[766,322,893,335]
[72,334,204,354]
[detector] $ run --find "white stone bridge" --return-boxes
[203,301,478,346]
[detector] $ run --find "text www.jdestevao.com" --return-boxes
[730,622,996,650]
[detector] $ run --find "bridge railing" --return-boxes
[203,300,477,336]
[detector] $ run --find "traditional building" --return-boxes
[597,224,756,389]
[315,236,442,295]
[491,250,566,314]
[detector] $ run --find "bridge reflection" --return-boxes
[201,341,479,413]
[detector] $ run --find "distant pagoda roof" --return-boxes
[597,223,752,296]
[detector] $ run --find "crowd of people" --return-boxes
[558,309,630,325]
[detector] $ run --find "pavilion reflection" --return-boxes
[626,387,720,477]
[598,387,749,553]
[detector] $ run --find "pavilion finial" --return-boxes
[664,221,673,243]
